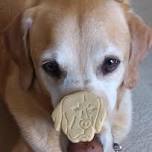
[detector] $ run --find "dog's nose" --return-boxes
[80,119,91,129]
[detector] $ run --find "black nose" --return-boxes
[67,137,103,152]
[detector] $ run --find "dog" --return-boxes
[0,0,152,152]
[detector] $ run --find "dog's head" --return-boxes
[4,0,152,134]
[52,91,106,143]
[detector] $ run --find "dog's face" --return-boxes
[62,94,100,141]
[29,0,130,112]
[5,0,152,145]
[52,91,106,143]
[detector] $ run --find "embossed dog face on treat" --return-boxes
[52,91,107,143]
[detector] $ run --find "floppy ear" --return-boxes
[123,12,152,89]
[95,100,107,133]
[3,12,34,90]
[51,102,63,131]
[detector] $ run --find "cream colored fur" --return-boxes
[0,0,152,152]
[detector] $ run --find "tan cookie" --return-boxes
[51,91,107,143]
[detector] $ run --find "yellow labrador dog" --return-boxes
[0,0,152,152]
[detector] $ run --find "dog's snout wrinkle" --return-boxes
[81,109,89,120]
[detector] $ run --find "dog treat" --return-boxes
[52,91,107,143]
[67,137,103,152]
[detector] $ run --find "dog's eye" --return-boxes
[101,56,120,75]
[42,60,63,79]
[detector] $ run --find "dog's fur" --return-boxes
[0,0,152,152]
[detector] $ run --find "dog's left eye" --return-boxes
[101,56,120,75]
[42,60,63,79]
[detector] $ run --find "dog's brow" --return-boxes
[41,50,57,62]
[104,44,123,57]
[93,44,123,63]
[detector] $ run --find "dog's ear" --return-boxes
[95,101,107,133]
[51,103,63,131]
[4,10,35,90]
[123,12,152,89]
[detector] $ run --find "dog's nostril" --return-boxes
[91,145,95,149]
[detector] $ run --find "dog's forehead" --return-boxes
[31,0,130,64]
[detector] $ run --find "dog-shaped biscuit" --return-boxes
[52,91,107,143]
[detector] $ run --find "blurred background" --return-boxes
[122,0,152,151]
[0,0,152,151]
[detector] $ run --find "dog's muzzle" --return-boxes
[51,91,107,143]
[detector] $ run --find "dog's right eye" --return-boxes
[101,56,120,75]
[42,60,63,79]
